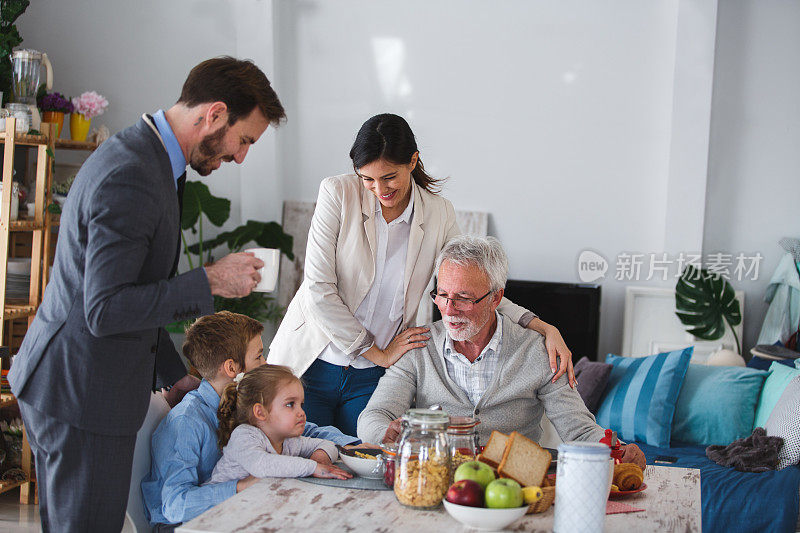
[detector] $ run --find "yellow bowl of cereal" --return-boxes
[339,448,384,479]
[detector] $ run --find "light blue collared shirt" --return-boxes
[152,109,187,189]
[141,379,359,525]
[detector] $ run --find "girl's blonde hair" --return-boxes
[217,364,300,448]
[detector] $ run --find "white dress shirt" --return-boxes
[318,193,415,369]
[442,311,504,406]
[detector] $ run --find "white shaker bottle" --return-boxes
[554,442,611,533]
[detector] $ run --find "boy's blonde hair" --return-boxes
[217,365,300,447]
[182,311,264,379]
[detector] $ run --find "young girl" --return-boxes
[209,365,352,484]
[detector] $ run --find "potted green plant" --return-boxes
[165,181,294,332]
[0,0,30,106]
[675,265,742,354]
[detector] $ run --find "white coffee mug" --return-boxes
[246,248,280,292]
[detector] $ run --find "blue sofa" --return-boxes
[542,354,800,533]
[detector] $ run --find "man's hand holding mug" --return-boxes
[205,252,264,298]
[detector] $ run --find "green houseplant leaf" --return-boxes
[0,0,30,106]
[180,181,231,230]
[675,265,742,354]
[186,219,294,260]
[167,181,294,331]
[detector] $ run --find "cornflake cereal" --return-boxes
[354,451,377,460]
[451,450,474,470]
[394,458,450,508]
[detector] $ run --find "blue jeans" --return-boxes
[301,358,385,438]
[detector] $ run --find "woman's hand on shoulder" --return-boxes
[528,319,576,388]
[360,327,430,368]
[313,463,353,480]
[382,327,431,367]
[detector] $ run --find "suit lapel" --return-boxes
[359,185,378,302]
[403,184,425,317]
[171,173,187,278]
[361,185,378,262]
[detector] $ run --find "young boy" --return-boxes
[141,311,359,529]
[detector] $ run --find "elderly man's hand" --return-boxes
[620,443,646,471]
[382,418,403,444]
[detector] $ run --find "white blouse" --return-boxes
[317,193,415,369]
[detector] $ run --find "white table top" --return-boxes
[178,465,701,532]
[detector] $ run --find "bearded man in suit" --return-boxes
[9,56,285,532]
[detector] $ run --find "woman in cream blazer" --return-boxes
[268,114,573,436]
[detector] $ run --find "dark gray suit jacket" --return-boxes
[9,117,214,436]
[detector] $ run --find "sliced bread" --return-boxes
[477,430,508,468]
[497,431,551,487]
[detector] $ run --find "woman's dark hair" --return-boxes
[178,56,286,127]
[349,114,443,193]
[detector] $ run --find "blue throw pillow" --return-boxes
[672,365,768,446]
[596,348,692,447]
[753,362,800,428]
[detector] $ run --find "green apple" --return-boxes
[454,461,496,489]
[485,478,523,508]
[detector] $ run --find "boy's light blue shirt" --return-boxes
[141,379,359,526]
[151,109,187,189]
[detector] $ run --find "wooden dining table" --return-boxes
[177,464,701,532]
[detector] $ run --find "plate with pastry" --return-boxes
[608,462,646,498]
[608,482,647,498]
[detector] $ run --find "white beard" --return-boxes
[443,312,492,342]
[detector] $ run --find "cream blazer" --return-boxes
[268,174,529,376]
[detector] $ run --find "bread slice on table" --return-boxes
[497,431,551,487]
[477,430,509,469]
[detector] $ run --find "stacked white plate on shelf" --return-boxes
[5,258,31,299]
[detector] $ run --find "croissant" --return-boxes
[613,463,643,491]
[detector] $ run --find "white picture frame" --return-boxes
[622,285,745,360]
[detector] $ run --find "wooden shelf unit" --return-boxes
[0,118,59,504]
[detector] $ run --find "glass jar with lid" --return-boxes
[5,103,31,134]
[394,408,451,509]
[447,416,481,471]
[378,441,398,488]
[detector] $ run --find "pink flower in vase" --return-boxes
[71,91,109,120]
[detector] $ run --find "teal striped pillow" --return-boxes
[596,348,693,447]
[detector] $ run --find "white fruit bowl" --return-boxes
[443,500,528,531]
[339,451,383,479]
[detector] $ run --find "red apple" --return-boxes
[445,479,485,508]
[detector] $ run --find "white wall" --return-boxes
[16,0,244,270]
[15,0,795,357]
[704,0,800,353]
[271,0,717,357]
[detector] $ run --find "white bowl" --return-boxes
[443,500,528,531]
[339,451,383,479]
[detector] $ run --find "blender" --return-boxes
[10,49,54,130]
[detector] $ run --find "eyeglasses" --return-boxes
[429,289,493,311]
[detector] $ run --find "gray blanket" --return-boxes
[706,427,784,473]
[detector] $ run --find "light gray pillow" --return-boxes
[764,375,800,470]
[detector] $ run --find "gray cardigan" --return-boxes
[357,314,606,446]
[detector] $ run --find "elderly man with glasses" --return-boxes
[356,235,645,468]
